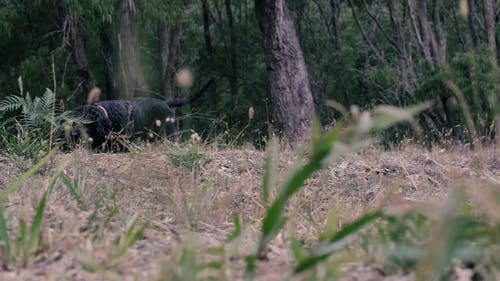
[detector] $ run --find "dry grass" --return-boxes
[0,144,498,280]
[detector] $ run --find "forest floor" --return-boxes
[0,144,499,281]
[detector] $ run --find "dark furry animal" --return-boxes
[72,98,176,149]
[71,79,214,150]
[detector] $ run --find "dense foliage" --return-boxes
[0,0,498,145]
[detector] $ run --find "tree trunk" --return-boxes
[55,0,95,98]
[225,0,238,107]
[432,0,446,65]
[467,0,480,47]
[386,0,414,94]
[65,13,96,96]
[159,24,181,99]
[484,0,497,61]
[201,0,217,99]
[100,23,119,100]
[255,0,315,143]
[113,0,147,98]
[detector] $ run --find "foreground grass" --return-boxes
[0,142,498,280]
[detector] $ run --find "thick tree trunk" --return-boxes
[159,24,181,99]
[484,0,497,61]
[113,0,147,98]
[255,0,315,142]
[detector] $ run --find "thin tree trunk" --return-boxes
[467,0,480,47]
[255,0,315,142]
[432,0,446,65]
[201,0,217,98]
[386,0,414,94]
[56,0,95,98]
[484,0,497,61]
[225,0,238,106]
[65,13,96,95]
[202,0,215,69]
[100,23,119,100]
[159,24,181,99]
[330,0,341,50]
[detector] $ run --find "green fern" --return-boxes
[0,95,24,112]
[0,89,76,156]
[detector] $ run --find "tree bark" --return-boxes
[55,0,95,98]
[255,0,315,143]
[113,0,147,98]
[412,0,446,65]
[201,0,217,98]
[225,0,238,107]
[100,23,119,100]
[484,0,497,61]
[159,23,181,99]
[467,0,480,47]
[65,13,96,95]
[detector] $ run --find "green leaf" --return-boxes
[0,206,11,266]
[225,214,242,243]
[60,173,85,208]
[290,236,307,263]
[294,211,383,273]
[262,138,278,205]
[0,149,55,201]
[29,191,47,255]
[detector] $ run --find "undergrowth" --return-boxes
[0,99,498,280]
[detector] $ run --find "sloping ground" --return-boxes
[0,145,498,281]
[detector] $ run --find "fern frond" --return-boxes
[0,95,25,113]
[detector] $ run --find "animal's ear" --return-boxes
[87,87,102,104]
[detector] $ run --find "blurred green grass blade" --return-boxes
[262,138,278,205]
[371,103,431,132]
[17,219,27,260]
[259,215,286,254]
[113,214,146,259]
[125,214,140,238]
[225,215,242,243]
[180,248,197,281]
[244,255,257,281]
[198,261,223,270]
[0,149,55,201]
[290,236,307,263]
[328,210,383,243]
[103,206,118,229]
[29,191,47,255]
[60,173,84,207]
[0,206,11,265]
[259,121,343,257]
[294,211,383,273]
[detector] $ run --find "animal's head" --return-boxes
[71,104,112,148]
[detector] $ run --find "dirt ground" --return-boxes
[0,144,498,281]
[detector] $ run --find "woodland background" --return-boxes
[0,0,499,145]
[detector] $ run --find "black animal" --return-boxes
[71,79,214,150]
